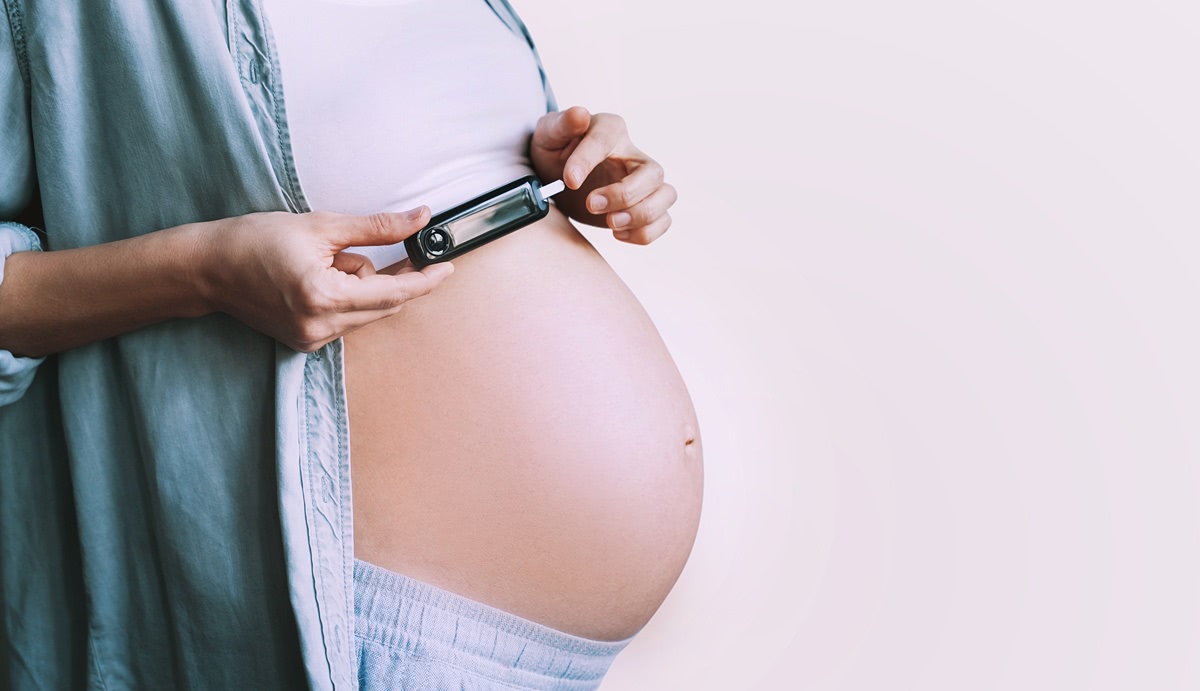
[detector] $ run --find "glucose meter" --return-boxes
[404,176,567,267]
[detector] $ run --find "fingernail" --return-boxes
[569,167,584,187]
[612,212,631,228]
[590,196,608,213]
[405,206,428,221]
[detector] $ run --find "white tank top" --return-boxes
[261,0,549,268]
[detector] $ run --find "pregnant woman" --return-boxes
[0,0,700,689]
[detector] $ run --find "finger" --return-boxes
[378,257,415,275]
[608,183,677,231]
[305,298,411,351]
[332,261,455,311]
[330,251,378,278]
[320,206,431,250]
[318,304,407,346]
[534,106,591,150]
[562,115,626,189]
[614,213,672,246]
[586,161,665,214]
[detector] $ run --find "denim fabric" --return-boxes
[354,560,634,691]
[0,1,556,689]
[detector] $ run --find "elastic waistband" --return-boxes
[353,558,636,684]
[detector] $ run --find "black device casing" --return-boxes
[404,175,551,267]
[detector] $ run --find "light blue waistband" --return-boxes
[353,558,636,687]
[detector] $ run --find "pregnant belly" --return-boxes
[342,205,704,642]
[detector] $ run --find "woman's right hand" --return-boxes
[199,206,453,353]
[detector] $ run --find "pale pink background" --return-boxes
[520,0,1200,688]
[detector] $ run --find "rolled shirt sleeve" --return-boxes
[0,222,44,406]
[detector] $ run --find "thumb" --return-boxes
[325,206,431,249]
[534,106,591,150]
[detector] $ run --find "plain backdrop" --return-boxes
[518,1,1200,689]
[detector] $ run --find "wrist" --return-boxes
[171,220,224,319]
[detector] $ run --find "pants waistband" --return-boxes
[353,558,636,684]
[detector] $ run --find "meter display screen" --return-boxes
[440,182,540,247]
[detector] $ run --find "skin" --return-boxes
[0,106,699,641]
[344,106,699,641]
[346,203,702,642]
[531,106,678,245]
[0,207,451,357]
[0,107,674,356]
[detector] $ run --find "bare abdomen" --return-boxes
[343,205,703,642]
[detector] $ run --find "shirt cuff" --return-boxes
[0,220,46,406]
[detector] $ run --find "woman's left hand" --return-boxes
[530,106,677,245]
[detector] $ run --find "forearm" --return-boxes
[0,222,214,358]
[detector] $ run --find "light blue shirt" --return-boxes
[0,1,556,688]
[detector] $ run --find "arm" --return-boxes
[0,223,212,358]
[0,11,454,395]
[0,208,456,359]
[0,4,206,365]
